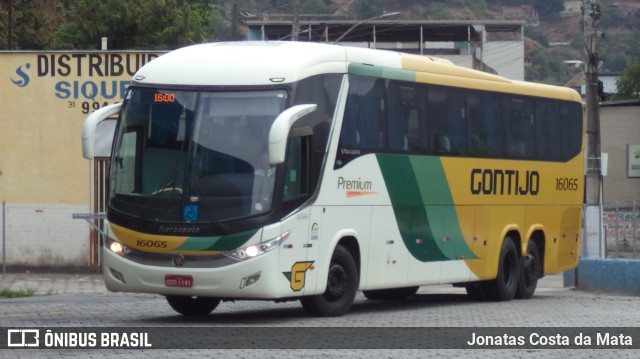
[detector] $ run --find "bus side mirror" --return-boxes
[268,104,317,165]
[82,103,122,159]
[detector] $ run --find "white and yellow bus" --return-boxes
[82,42,584,317]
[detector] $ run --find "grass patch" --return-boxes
[0,287,36,298]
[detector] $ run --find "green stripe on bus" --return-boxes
[377,154,477,262]
[376,154,447,261]
[348,63,416,82]
[177,229,258,251]
[409,156,477,260]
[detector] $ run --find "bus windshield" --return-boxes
[109,87,288,224]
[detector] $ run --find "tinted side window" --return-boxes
[293,74,342,191]
[561,102,583,159]
[337,75,385,167]
[468,92,503,157]
[336,74,583,166]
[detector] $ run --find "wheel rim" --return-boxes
[325,263,348,301]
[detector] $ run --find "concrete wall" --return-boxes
[564,258,640,296]
[1,203,90,268]
[600,102,640,204]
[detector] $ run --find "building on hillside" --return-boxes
[599,99,640,257]
[591,73,621,101]
[244,17,526,80]
[564,70,620,101]
[502,5,538,23]
[561,1,584,17]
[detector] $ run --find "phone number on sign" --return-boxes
[68,101,119,114]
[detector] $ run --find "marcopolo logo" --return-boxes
[11,63,31,88]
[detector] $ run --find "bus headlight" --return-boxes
[225,231,290,261]
[105,236,130,256]
[110,241,124,254]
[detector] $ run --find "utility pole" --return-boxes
[291,0,299,41]
[231,2,239,40]
[582,0,604,258]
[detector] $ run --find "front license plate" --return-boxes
[165,275,193,287]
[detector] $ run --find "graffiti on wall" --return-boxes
[604,209,640,239]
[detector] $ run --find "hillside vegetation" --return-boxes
[1,0,638,85]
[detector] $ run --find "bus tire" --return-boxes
[485,237,520,301]
[166,295,221,316]
[363,286,419,300]
[300,245,358,317]
[516,241,541,299]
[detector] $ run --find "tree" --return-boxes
[615,56,640,99]
[532,0,564,18]
[300,0,335,14]
[53,0,226,50]
[0,0,71,50]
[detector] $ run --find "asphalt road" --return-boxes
[1,273,639,358]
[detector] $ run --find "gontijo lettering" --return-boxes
[471,169,540,196]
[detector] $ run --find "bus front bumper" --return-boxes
[101,246,292,299]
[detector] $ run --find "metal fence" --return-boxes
[604,202,640,259]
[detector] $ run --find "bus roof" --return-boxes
[133,41,348,87]
[133,41,581,102]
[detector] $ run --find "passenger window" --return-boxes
[112,129,140,194]
[427,88,449,154]
[505,98,534,159]
[336,76,384,167]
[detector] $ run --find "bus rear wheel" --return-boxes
[166,295,221,316]
[485,237,520,301]
[300,245,358,317]
[516,240,541,299]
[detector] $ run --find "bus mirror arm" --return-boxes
[268,104,317,165]
[82,103,122,159]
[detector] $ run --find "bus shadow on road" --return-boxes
[138,291,491,325]
[138,290,560,324]
[131,277,570,324]
[351,292,474,314]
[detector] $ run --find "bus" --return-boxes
[81,41,584,317]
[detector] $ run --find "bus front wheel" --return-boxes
[166,295,221,316]
[300,245,358,317]
[485,237,520,301]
